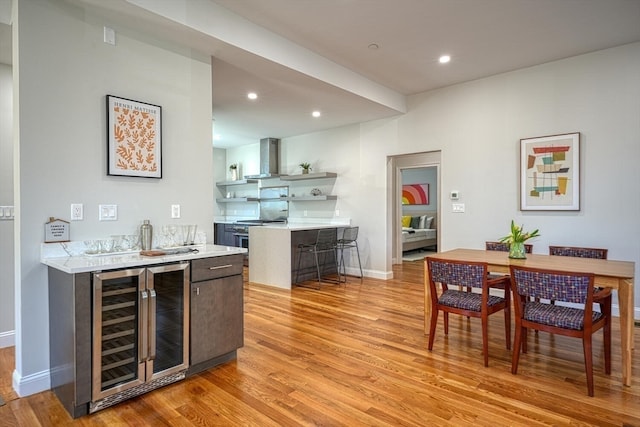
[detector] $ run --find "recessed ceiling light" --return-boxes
[439,55,451,64]
[368,43,379,50]
[247,92,258,100]
[312,111,321,118]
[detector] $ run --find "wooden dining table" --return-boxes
[424,248,636,386]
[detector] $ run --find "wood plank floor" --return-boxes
[1,261,639,426]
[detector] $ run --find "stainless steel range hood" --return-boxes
[244,138,281,179]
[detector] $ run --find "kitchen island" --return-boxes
[41,243,247,418]
[249,221,350,289]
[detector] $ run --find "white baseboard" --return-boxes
[0,330,15,348]
[344,267,391,280]
[12,368,50,397]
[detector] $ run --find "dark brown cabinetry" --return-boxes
[48,253,244,418]
[189,254,244,374]
[214,222,237,247]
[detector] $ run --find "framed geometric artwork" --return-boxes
[402,183,429,205]
[107,95,162,178]
[520,132,580,211]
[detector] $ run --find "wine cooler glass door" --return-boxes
[92,268,147,401]
[146,262,190,381]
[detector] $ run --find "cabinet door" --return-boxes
[223,225,237,247]
[190,274,243,365]
[214,223,238,247]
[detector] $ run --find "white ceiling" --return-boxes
[4,0,640,148]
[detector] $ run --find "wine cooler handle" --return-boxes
[139,290,149,362]
[149,289,157,360]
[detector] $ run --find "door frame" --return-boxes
[388,151,441,265]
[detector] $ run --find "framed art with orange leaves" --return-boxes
[107,95,162,178]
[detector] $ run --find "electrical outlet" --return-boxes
[71,203,83,221]
[304,210,308,217]
[171,204,181,219]
[335,209,340,217]
[452,203,465,213]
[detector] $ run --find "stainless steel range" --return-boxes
[234,219,286,248]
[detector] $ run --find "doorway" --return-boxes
[388,151,441,265]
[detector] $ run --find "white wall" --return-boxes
[0,62,14,348]
[228,42,640,312]
[14,0,213,395]
[12,0,640,397]
[400,42,639,259]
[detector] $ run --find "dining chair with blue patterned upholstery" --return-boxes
[509,265,611,396]
[485,241,533,254]
[549,245,609,307]
[426,258,511,367]
[549,245,608,259]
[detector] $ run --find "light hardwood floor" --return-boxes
[1,261,639,426]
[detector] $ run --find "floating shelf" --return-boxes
[216,179,259,187]
[280,172,337,181]
[215,197,259,203]
[289,195,337,201]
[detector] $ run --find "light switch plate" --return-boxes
[452,203,465,213]
[171,204,181,219]
[99,204,118,221]
[103,26,116,45]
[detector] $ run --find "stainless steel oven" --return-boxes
[235,233,249,250]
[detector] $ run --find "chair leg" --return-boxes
[428,309,438,350]
[583,334,595,397]
[295,247,303,285]
[443,312,449,335]
[511,326,523,375]
[504,287,511,350]
[482,313,489,367]
[332,248,341,284]
[314,251,322,289]
[354,242,363,281]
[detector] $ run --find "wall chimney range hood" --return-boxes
[244,138,282,179]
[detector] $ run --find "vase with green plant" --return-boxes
[299,162,312,174]
[499,220,540,259]
[229,163,238,180]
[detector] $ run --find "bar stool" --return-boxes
[336,226,363,282]
[295,228,340,288]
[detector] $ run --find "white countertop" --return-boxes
[259,223,341,231]
[41,244,247,274]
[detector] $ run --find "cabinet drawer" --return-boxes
[191,254,243,282]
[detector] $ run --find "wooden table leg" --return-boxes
[618,278,634,386]
[424,258,431,335]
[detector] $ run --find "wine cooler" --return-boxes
[90,262,189,412]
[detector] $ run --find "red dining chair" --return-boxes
[509,265,611,396]
[426,258,511,367]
